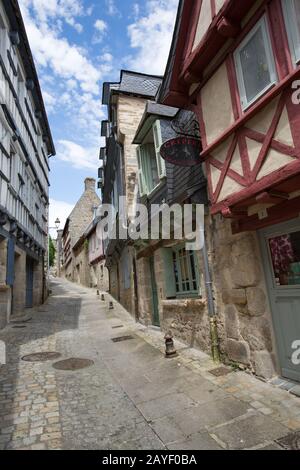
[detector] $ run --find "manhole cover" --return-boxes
[112,325,124,329]
[52,358,94,370]
[111,335,134,343]
[276,431,300,450]
[22,352,61,362]
[209,366,233,377]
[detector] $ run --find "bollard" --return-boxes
[164,332,177,358]
[109,301,114,310]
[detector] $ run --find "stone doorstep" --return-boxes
[269,378,300,398]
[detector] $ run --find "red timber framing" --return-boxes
[161,0,300,233]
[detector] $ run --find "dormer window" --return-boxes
[282,0,300,65]
[136,120,166,197]
[234,16,277,110]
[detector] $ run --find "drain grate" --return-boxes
[276,431,300,450]
[13,325,27,329]
[112,325,124,329]
[52,358,94,371]
[111,335,134,343]
[22,352,61,362]
[208,366,233,377]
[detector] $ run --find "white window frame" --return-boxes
[234,16,278,111]
[152,120,166,179]
[282,0,300,66]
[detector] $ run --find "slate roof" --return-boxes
[102,70,163,105]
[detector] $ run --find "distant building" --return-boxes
[0,0,55,327]
[61,178,101,282]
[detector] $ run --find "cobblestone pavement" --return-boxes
[0,277,300,450]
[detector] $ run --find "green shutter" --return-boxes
[136,146,146,196]
[160,248,176,298]
[153,120,166,179]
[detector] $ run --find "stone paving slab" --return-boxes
[0,277,300,450]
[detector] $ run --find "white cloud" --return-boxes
[127,0,178,75]
[49,198,74,237]
[94,19,108,32]
[105,0,121,17]
[56,140,100,170]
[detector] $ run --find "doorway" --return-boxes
[260,218,300,382]
[149,256,160,327]
[25,256,34,308]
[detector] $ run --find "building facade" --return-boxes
[132,102,209,345]
[61,178,100,281]
[160,0,300,381]
[100,71,163,317]
[0,0,55,328]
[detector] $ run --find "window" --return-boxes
[268,230,300,287]
[136,121,166,196]
[234,16,277,109]
[161,246,200,298]
[282,0,300,65]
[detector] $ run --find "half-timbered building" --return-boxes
[160,0,300,381]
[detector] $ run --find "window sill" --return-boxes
[146,179,166,200]
[162,297,205,307]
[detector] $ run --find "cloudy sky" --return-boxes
[18,0,179,234]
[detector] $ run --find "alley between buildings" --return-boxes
[0,278,300,450]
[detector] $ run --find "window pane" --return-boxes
[240,26,272,103]
[269,231,300,286]
[295,0,300,34]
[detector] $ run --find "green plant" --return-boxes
[49,236,56,267]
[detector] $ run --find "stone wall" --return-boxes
[211,215,277,379]
[89,260,109,291]
[73,243,90,287]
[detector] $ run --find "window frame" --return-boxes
[234,15,278,111]
[172,245,200,298]
[136,120,166,197]
[282,0,300,66]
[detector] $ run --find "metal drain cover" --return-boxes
[112,325,124,329]
[52,358,94,370]
[111,335,134,343]
[276,431,300,450]
[209,366,233,377]
[22,352,61,362]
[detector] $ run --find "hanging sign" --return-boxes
[160,137,202,167]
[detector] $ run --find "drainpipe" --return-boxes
[201,222,220,363]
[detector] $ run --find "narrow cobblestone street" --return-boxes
[0,278,300,450]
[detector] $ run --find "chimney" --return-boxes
[84,177,96,192]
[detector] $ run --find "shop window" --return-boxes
[136,120,166,197]
[234,16,277,110]
[161,246,200,299]
[268,231,300,286]
[282,0,300,65]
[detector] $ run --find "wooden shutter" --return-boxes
[153,120,166,179]
[136,146,146,196]
[160,247,176,298]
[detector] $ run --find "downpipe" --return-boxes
[201,223,220,363]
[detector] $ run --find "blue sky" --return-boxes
[18,0,178,234]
